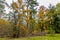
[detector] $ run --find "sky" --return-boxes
[5,0,60,13]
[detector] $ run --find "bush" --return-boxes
[0,19,13,37]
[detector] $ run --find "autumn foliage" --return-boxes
[0,0,60,38]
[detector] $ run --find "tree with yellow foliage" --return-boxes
[11,0,38,37]
[37,6,49,34]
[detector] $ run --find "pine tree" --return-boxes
[26,0,38,34]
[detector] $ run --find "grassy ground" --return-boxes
[0,34,60,40]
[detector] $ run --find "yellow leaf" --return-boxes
[18,0,22,4]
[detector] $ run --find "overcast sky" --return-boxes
[5,0,60,13]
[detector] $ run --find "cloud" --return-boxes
[37,0,60,8]
[5,0,60,13]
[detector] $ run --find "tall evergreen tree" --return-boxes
[26,0,38,34]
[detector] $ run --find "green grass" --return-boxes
[0,34,60,40]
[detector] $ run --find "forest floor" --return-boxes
[0,34,60,40]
